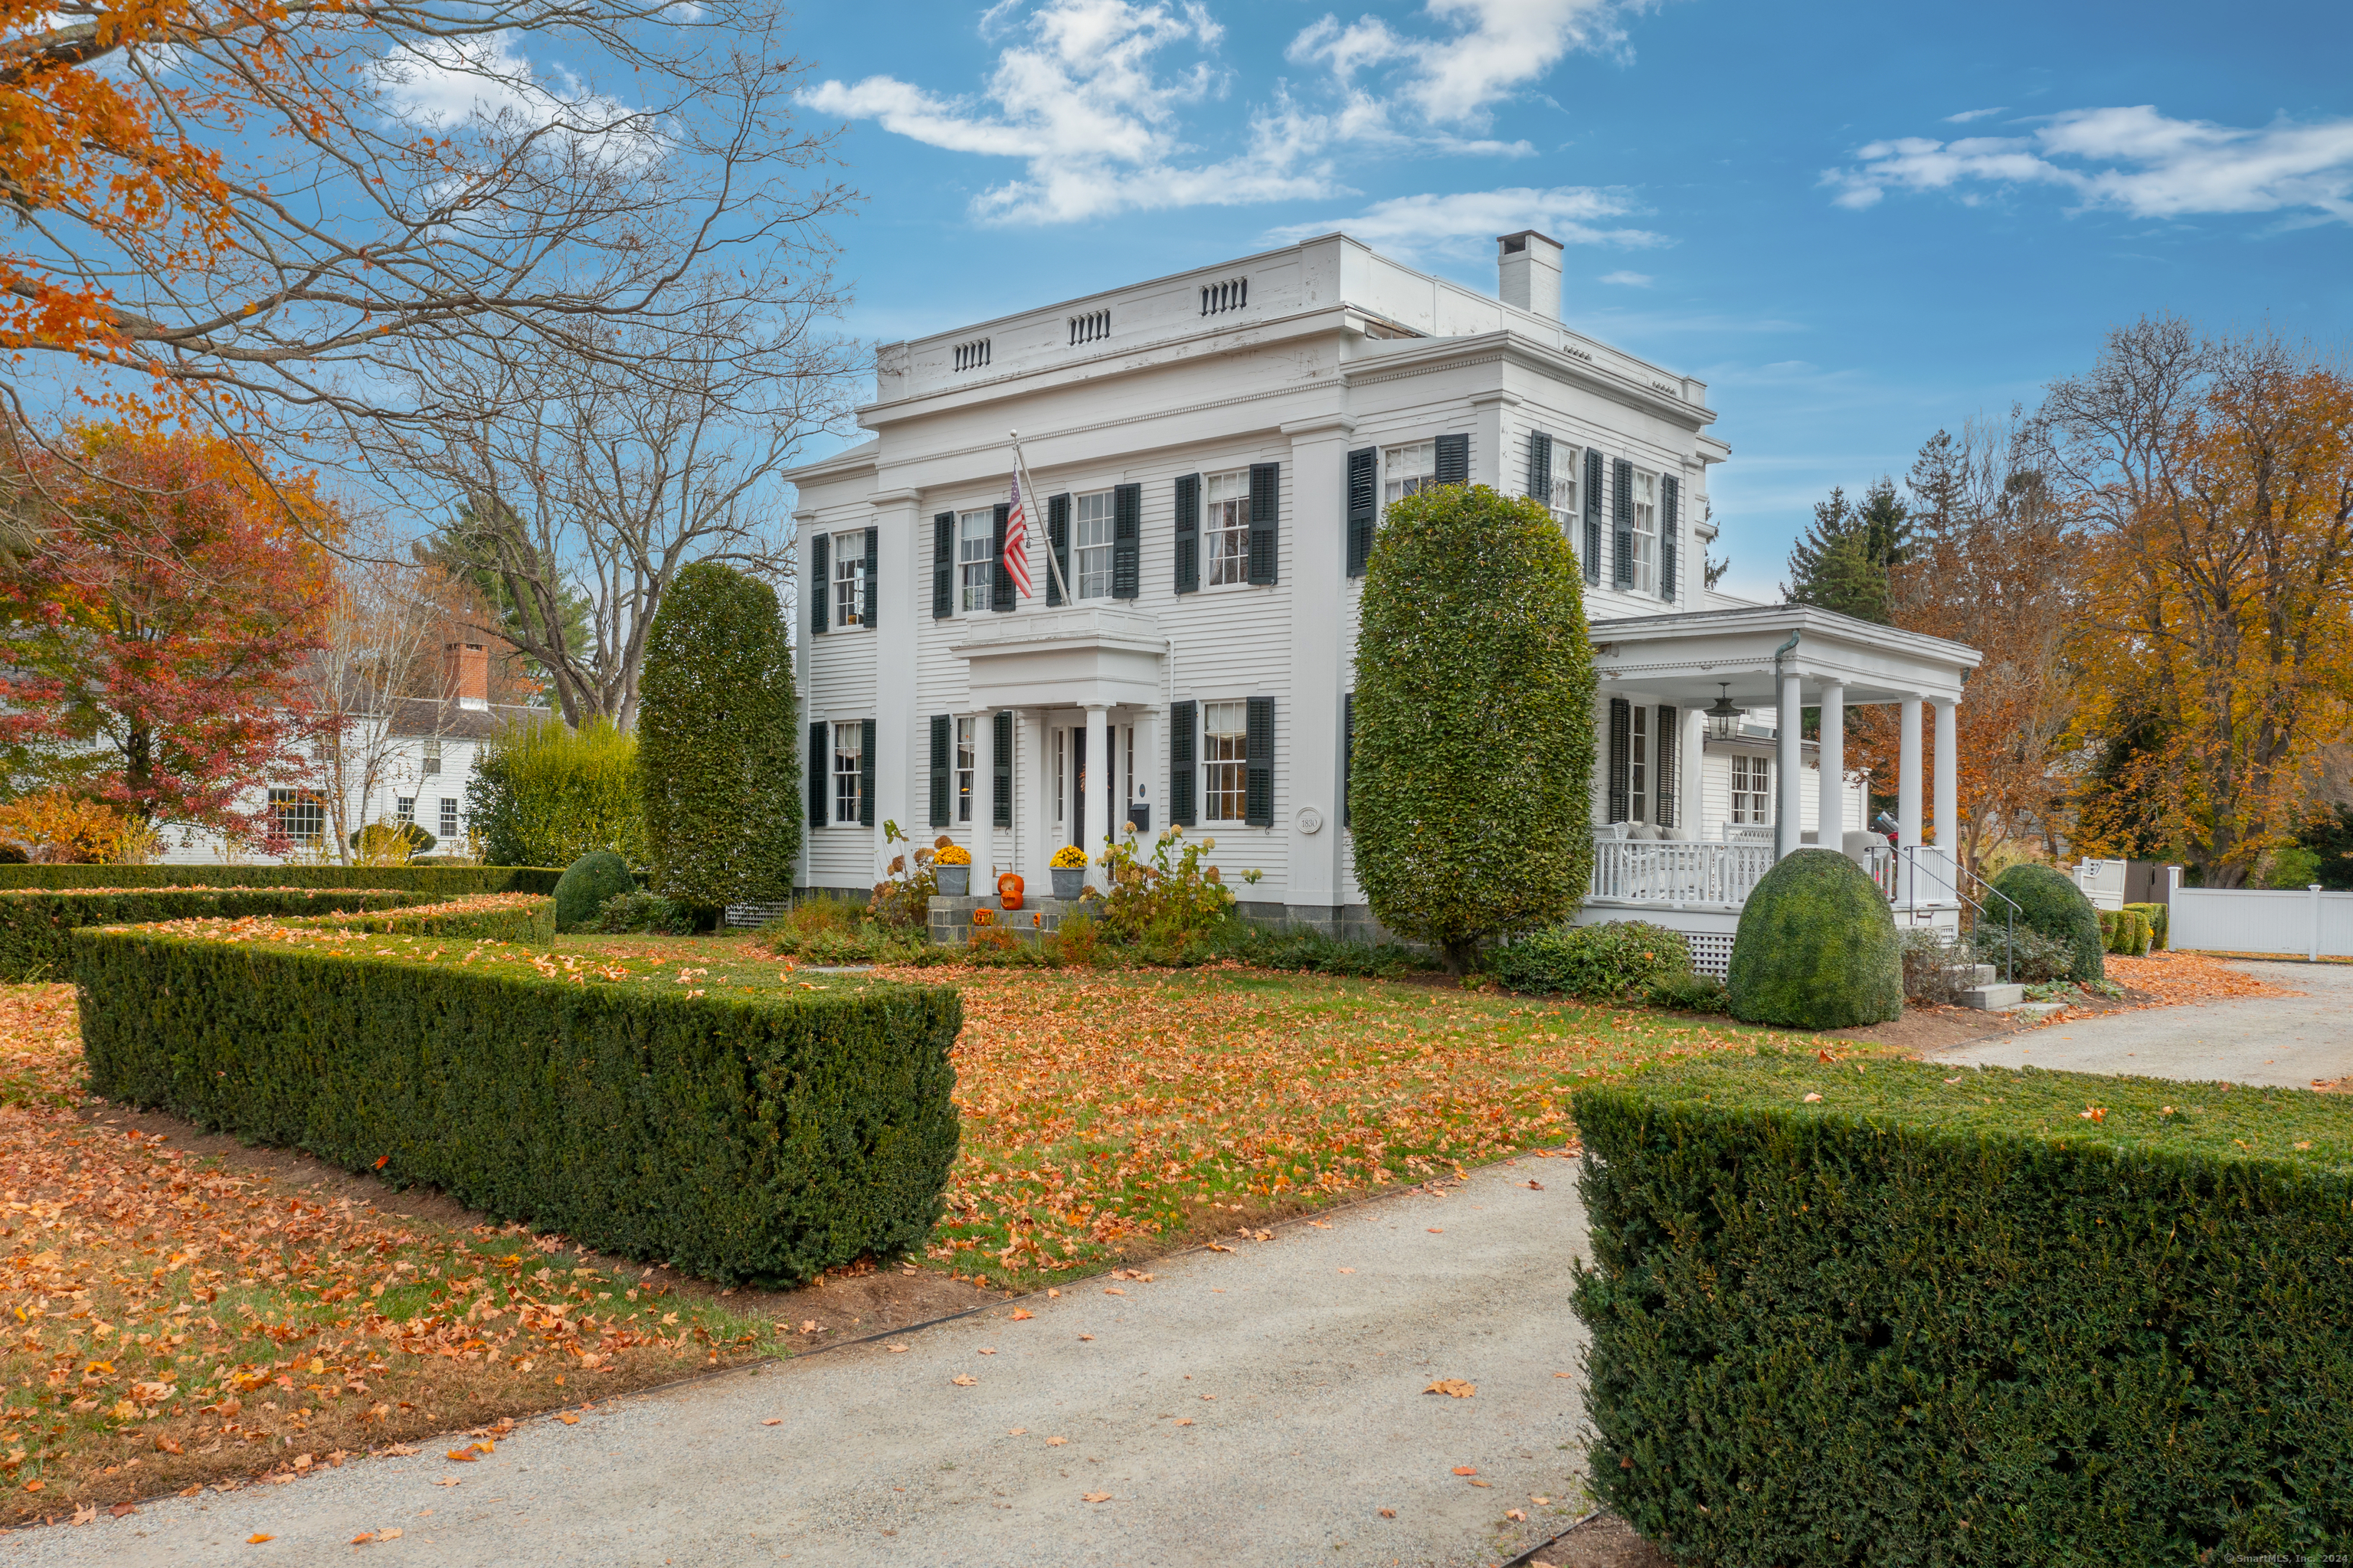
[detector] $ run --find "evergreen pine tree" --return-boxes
[1785,477,1909,624]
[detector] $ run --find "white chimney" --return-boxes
[1497,230,1563,320]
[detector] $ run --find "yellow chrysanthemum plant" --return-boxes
[1049,844,1090,869]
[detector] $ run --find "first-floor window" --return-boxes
[1383,441,1435,513]
[1203,701,1248,823]
[269,787,323,846]
[1630,470,1658,594]
[1053,728,1066,823]
[833,530,868,627]
[394,795,415,824]
[956,717,976,823]
[1073,490,1114,599]
[1731,755,1771,824]
[1203,470,1250,586]
[439,797,460,840]
[1628,705,1651,823]
[959,509,993,611]
[833,722,863,823]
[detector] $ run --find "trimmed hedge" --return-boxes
[2125,900,2168,951]
[1572,1055,2353,1566]
[2098,905,2153,957]
[553,849,635,932]
[1989,861,2104,984]
[1726,849,1902,1029]
[0,865,561,894]
[1490,920,1691,999]
[0,888,440,982]
[70,924,961,1285]
[289,895,555,946]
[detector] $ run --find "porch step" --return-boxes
[2008,1001,2067,1020]
[1965,964,1997,986]
[1962,983,2024,1010]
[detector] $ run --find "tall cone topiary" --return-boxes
[1350,483,1595,973]
[1726,849,1903,1028]
[637,561,800,908]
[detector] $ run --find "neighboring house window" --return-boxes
[1383,441,1436,511]
[956,717,976,823]
[1073,489,1115,599]
[439,797,460,840]
[1731,755,1771,825]
[1203,701,1248,823]
[1203,470,1250,587]
[833,722,863,824]
[421,738,441,777]
[394,796,415,824]
[1630,470,1659,594]
[1628,705,1650,823]
[958,509,994,612]
[832,530,868,627]
[269,788,323,846]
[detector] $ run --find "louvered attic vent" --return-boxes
[1199,277,1248,316]
[953,338,991,372]
[1068,309,1110,346]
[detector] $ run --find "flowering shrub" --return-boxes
[1097,827,1237,957]
[1049,844,1089,869]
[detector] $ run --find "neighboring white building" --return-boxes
[782,231,1981,967]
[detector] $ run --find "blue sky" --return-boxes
[782,0,2353,601]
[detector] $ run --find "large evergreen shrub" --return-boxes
[1490,921,1691,999]
[1573,1055,2353,1563]
[464,715,645,869]
[637,561,800,908]
[1989,861,2104,984]
[1726,849,1901,1028]
[553,849,635,932]
[1350,483,1595,971]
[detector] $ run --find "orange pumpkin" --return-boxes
[970,908,995,928]
[997,872,1025,911]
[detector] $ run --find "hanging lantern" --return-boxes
[1705,683,1742,742]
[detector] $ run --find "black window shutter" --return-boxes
[1582,449,1605,586]
[862,526,879,628]
[1607,698,1631,822]
[1435,433,1470,488]
[1245,696,1275,827]
[1346,447,1377,578]
[859,719,876,827]
[1654,706,1680,828]
[807,722,827,829]
[931,513,954,619]
[1247,463,1279,585]
[928,715,951,829]
[1113,483,1141,600]
[1661,476,1680,603]
[1527,431,1551,504]
[1342,691,1353,828]
[993,710,1013,827]
[1612,458,1635,590]
[990,503,1013,613]
[810,532,830,634]
[1046,493,1070,607]
[1173,474,1200,594]
[1169,700,1196,827]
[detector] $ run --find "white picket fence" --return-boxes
[2166,874,2353,960]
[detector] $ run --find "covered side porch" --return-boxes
[1579,604,1984,974]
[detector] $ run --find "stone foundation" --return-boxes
[928,895,1093,947]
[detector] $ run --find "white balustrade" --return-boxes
[1587,837,1777,907]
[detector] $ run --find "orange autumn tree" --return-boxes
[2042,319,2353,887]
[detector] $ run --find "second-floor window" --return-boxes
[1384,442,1435,512]
[421,738,442,776]
[833,722,863,823]
[1630,470,1659,595]
[1203,701,1248,822]
[1074,490,1115,599]
[1203,470,1249,586]
[957,717,976,823]
[832,530,868,627]
[1548,446,1582,531]
[958,509,993,612]
[1731,755,1771,825]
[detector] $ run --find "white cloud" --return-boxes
[1823,105,2353,224]
[375,32,658,164]
[1942,106,2006,124]
[1263,185,1664,262]
[802,0,1339,224]
[1598,268,1651,286]
[1288,0,1635,128]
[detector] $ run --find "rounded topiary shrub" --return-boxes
[1988,862,2103,984]
[553,849,635,933]
[1726,849,1902,1029]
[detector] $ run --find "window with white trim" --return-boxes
[1073,489,1114,599]
[832,530,868,627]
[1628,705,1651,823]
[394,795,415,824]
[1203,470,1250,587]
[1383,441,1436,511]
[956,717,976,823]
[1731,755,1771,825]
[1548,444,1582,537]
[1630,470,1658,594]
[421,738,442,777]
[439,797,460,840]
[833,722,862,824]
[1052,728,1066,823]
[268,787,323,845]
[1203,701,1247,823]
[957,509,993,613]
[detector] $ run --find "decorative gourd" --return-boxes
[997,872,1025,911]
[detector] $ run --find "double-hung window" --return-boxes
[1203,470,1250,586]
[832,529,868,627]
[1383,442,1436,511]
[1548,444,1582,536]
[833,722,863,824]
[1630,471,1659,594]
[1731,755,1771,825]
[1073,489,1115,599]
[956,717,976,823]
[439,797,460,840]
[1203,701,1248,823]
[394,795,415,825]
[1628,705,1651,823]
[421,738,442,777]
[268,787,323,846]
[957,509,994,612]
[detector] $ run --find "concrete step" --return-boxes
[2008,1001,2067,1020]
[1962,983,2025,1010]
[1965,964,1997,986]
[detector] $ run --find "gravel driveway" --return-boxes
[0,1158,1596,1568]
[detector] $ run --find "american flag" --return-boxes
[1003,471,1033,598]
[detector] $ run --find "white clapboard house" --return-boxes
[783,232,1981,971]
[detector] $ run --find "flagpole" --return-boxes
[1010,429,1074,608]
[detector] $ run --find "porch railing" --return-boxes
[1588,838,1777,906]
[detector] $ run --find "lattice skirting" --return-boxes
[723,902,789,929]
[1686,931,1735,977]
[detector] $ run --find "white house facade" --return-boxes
[782,232,1982,969]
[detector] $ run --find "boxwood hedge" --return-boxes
[0,865,561,894]
[0,888,433,982]
[1572,1055,2353,1566]
[70,925,960,1285]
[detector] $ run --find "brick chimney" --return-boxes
[443,641,489,710]
[1497,230,1564,320]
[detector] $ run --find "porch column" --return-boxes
[1084,704,1109,889]
[1898,696,1923,909]
[1817,679,1846,849]
[972,706,997,894]
[1933,699,1958,852]
[1776,669,1803,859]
